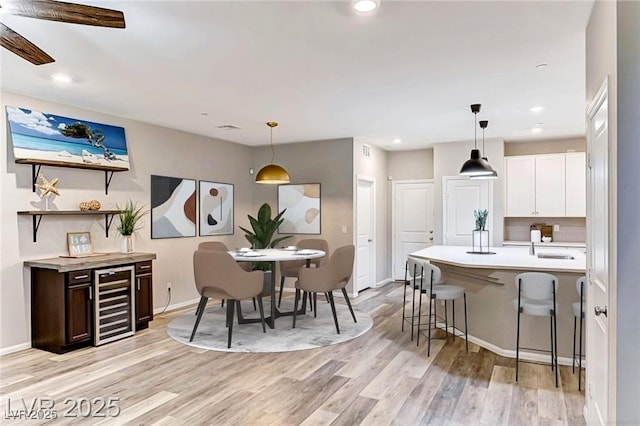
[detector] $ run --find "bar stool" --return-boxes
[514,272,559,387]
[572,276,586,391]
[416,262,468,357]
[401,257,423,340]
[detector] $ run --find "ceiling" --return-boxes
[0,0,594,150]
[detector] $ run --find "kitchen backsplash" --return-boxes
[504,217,586,242]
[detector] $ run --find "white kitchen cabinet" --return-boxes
[505,153,584,217]
[565,152,587,216]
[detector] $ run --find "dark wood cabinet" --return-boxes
[135,261,154,330]
[65,281,93,343]
[27,253,156,354]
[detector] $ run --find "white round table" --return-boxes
[228,249,326,328]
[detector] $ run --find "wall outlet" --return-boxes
[553,224,560,232]
[167,282,172,292]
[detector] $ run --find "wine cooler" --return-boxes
[93,265,135,345]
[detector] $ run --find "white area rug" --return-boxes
[167,299,373,353]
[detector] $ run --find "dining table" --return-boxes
[228,248,326,329]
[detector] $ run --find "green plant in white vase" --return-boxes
[116,200,147,253]
[474,209,489,231]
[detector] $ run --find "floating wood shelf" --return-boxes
[17,210,122,242]
[16,159,128,195]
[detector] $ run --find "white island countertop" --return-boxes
[410,245,585,273]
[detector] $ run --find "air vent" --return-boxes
[362,144,371,159]
[216,124,241,130]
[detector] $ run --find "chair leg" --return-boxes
[402,280,408,332]
[463,293,469,352]
[444,300,448,339]
[252,298,257,311]
[292,289,300,328]
[221,299,224,308]
[342,288,357,323]
[227,300,235,349]
[550,315,555,371]
[578,316,583,391]
[190,296,208,342]
[553,309,558,388]
[452,299,456,342]
[327,291,340,334]
[257,296,266,333]
[416,288,423,346]
[572,316,577,374]
[314,292,318,318]
[278,276,285,308]
[427,295,434,356]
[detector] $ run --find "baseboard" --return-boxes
[154,297,200,315]
[0,342,31,356]
[466,334,576,367]
[373,278,394,288]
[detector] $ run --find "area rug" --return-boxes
[167,299,373,353]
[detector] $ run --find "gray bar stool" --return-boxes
[572,276,586,391]
[416,261,468,357]
[514,272,559,387]
[401,257,424,340]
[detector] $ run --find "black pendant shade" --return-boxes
[459,104,495,176]
[470,119,498,179]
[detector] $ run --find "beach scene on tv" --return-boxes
[6,106,129,170]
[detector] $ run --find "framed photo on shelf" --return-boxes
[199,181,234,236]
[278,183,321,234]
[67,232,94,257]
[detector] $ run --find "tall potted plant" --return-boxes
[116,200,147,253]
[239,203,292,270]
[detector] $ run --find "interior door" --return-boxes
[586,78,612,425]
[356,177,375,292]
[443,177,492,246]
[392,180,434,280]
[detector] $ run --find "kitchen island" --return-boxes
[409,245,586,364]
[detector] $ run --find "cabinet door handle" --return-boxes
[137,279,140,291]
[139,265,150,270]
[89,287,93,300]
[74,274,89,280]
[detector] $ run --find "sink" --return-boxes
[537,253,575,260]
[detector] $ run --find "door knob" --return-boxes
[594,305,608,317]
[429,237,434,241]
[367,239,372,242]
[429,230,434,234]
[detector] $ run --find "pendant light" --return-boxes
[255,121,290,184]
[459,104,494,177]
[470,119,498,180]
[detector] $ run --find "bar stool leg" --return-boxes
[427,294,434,356]
[452,299,456,342]
[578,313,583,391]
[463,293,469,351]
[444,300,448,339]
[553,309,559,387]
[416,283,424,347]
[550,315,555,371]
[515,281,522,382]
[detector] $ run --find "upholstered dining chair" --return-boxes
[197,241,255,313]
[292,245,356,334]
[191,250,266,348]
[278,238,329,307]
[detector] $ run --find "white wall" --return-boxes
[433,137,505,246]
[1,91,254,351]
[353,139,390,288]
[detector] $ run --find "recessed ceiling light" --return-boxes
[531,128,543,134]
[51,73,72,83]
[200,112,208,116]
[393,138,402,144]
[535,63,549,69]
[353,0,379,12]
[530,106,544,113]
[536,122,544,126]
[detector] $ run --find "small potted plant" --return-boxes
[116,200,147,253]
[472,209,490,253]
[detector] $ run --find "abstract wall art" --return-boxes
[151,175,196,239]
[278,183,321,234]
[199,181,234,236]
[6,106,129,170]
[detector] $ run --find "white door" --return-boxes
[392,180,434,280]
[443,177,492,246]
[356,176,375,292]
[586,79,612,425]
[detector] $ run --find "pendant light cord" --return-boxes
[474,111,478,149]
[270,126,276,164]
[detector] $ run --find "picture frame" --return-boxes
[151,175,197,239]
[67,232,94,257]
[278,183,321,234]
[199,181,234,236]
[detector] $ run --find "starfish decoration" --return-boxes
[35,173,61,198]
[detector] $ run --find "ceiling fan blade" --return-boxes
[0,0,126,28]
[0,22,54,65]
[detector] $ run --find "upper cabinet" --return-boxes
[505,153,585,217]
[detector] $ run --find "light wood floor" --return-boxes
[1,282,585,425]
